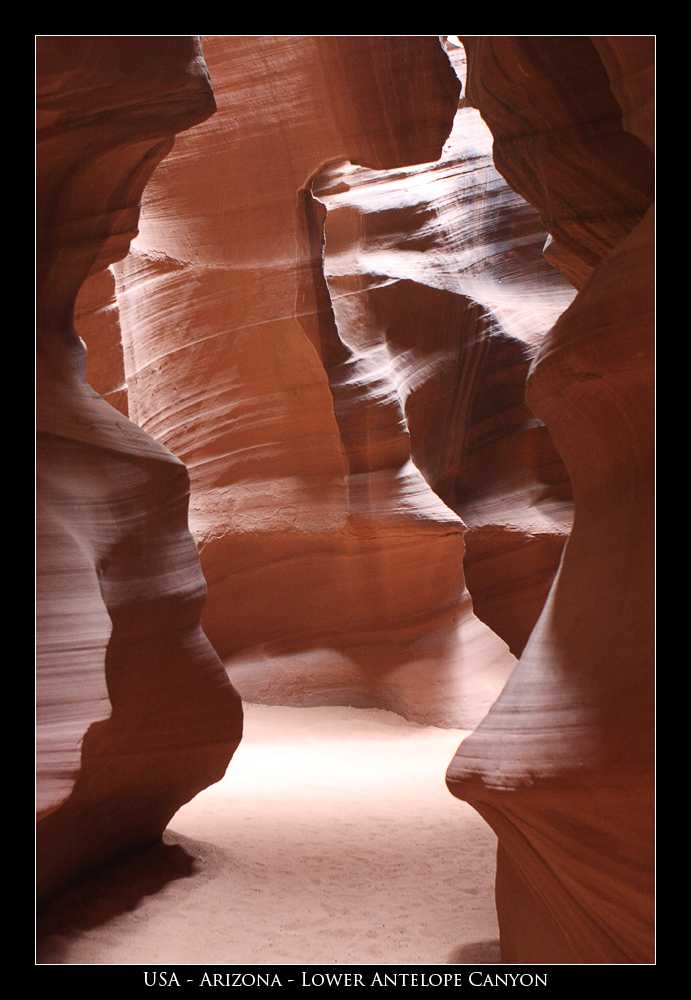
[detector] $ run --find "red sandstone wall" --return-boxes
[79,37,579,725]
[104,35,518,728]
[39,39,654,964]
[36,36,243,902]
[446,36,655,963]
[313,38,576,657]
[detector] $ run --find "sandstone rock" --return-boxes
[39,35,654,962]
[36,36,243,902]
[461,36,653,289]
[447,36,654,963]
[74,267,129,417]
[108,35,516,728]
[312,39,575,656]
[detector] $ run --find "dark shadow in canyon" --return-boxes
[36,831,220,964]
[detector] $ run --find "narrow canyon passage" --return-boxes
[37,705,500,965]
[37,34,654,966]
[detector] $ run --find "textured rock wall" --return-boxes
[80,36,579,728]
[459,37,653,290]
[104,35,521,728]
[313,39,576,657]
[446,36,654,963]
[45,36,653,959]
[36,37,243,902]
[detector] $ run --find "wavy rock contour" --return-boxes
[36,36,243,902]
[106,35,515,728]
[446,35,655,963]
[312,39,576,658]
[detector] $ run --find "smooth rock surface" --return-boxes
[447,35,654,964]
[108,35,516,728]
[313,38,575,656]
[46,37,654,965]
[461,36,653,290]
[36,36,243,902]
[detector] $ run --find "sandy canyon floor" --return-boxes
[37,704,501,966]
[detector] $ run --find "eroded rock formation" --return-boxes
[446,36,655,963]
[312,39,576,657]
[77,36,579,727]
[38,35,654,964]
[36,37,243,902]
[102,35,521,727]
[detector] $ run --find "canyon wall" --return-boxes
[36,37,243,901]
[99,35,512,727]
[446,36,655,963]
[78,36,577,728]
[38,35,654,964]
[313,39,575,659]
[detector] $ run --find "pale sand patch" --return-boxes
[37,704,500,966]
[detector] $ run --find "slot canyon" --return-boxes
[36,35,654,967]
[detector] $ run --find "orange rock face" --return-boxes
[313,39,576,659]
[460,37,653,290]
[36,37,243,902]
[446,36,654,963]
[106,35,522,728]
[39,36,654,964]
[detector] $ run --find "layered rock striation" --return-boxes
[80,36,579,726]
[36,37,243,902]
[42,36,654,961]
[104,35,521,728]
[312,39,576,657]
[446,36,655,963]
